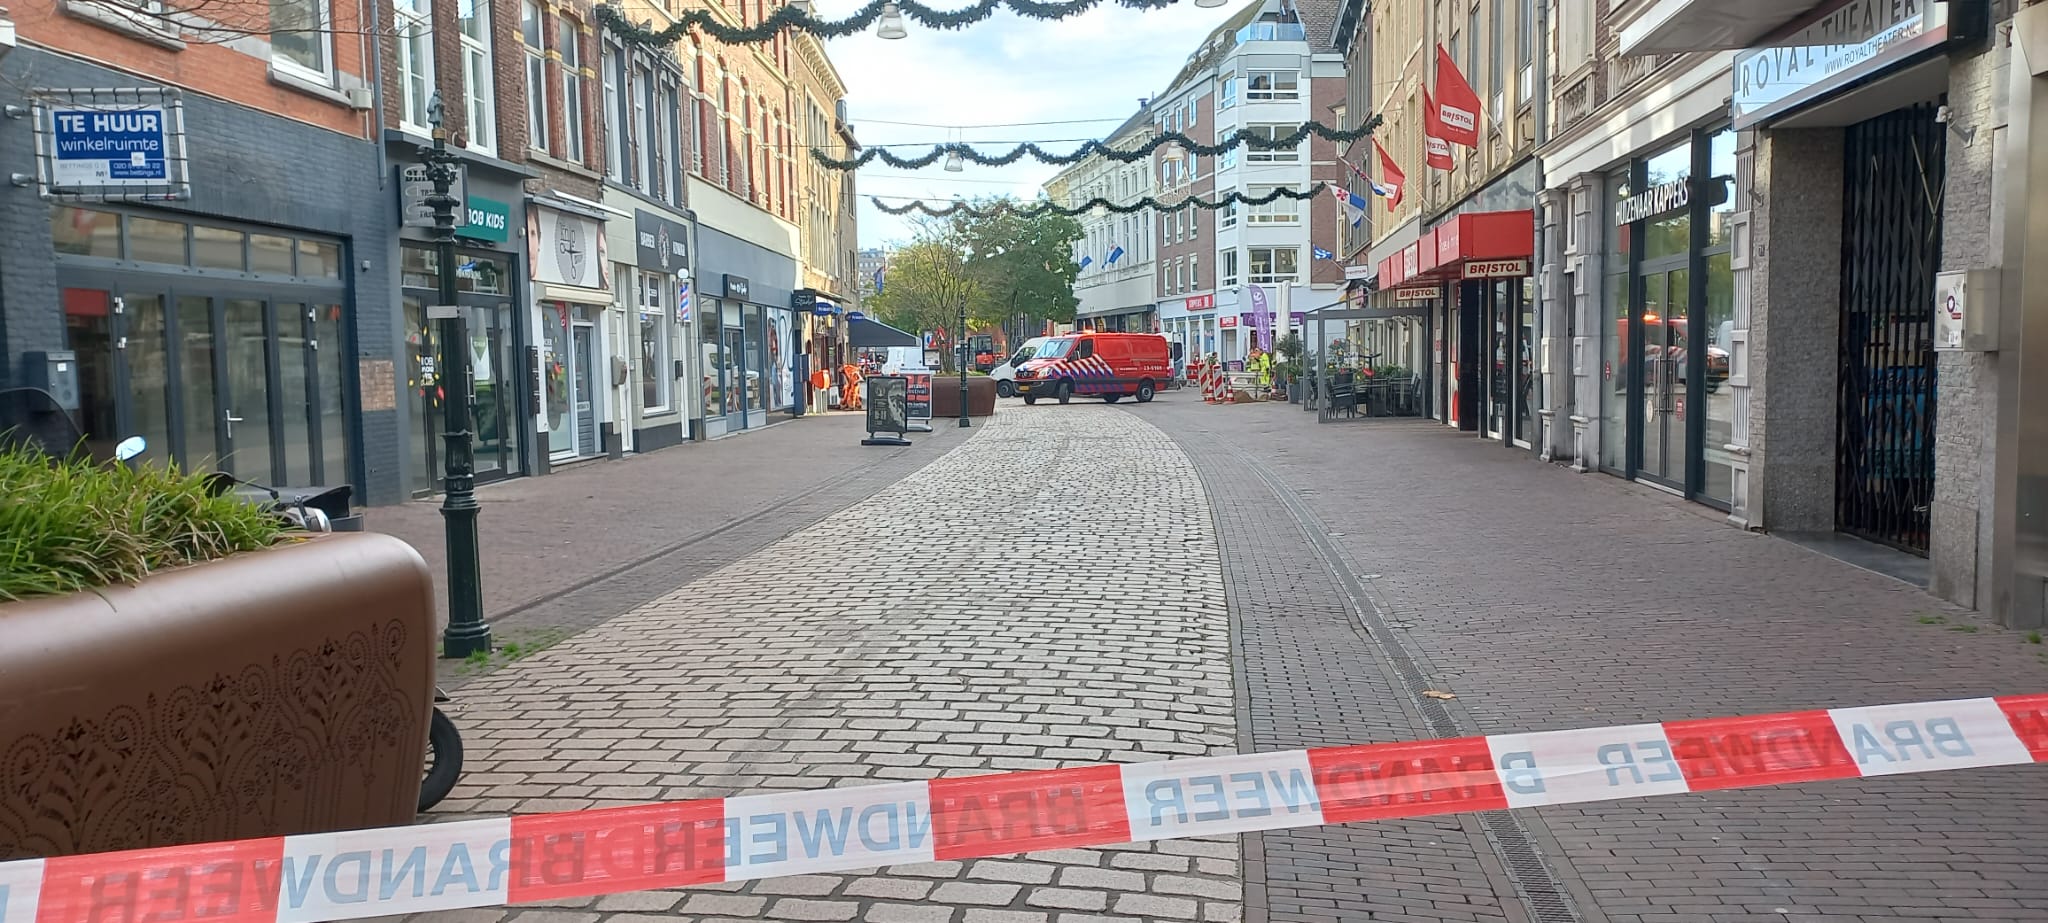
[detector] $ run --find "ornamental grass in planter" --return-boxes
[0,448,438,859]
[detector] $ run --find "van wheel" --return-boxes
[1103,393,1122,403]
[1056,381,1073,404]
[1136,380,1157,403]
[1023,394,1038,405]
[996,380,1015,398]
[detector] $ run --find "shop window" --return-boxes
[270,0,333,84]
[51,206,120,258]
[639,271,672,412]
[250,234,295,274]
[602,42,623,180]
[192,226,245,271]
[127,216,187,265]
[298,240,342,278]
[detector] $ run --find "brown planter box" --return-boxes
[931,376,998,418]
[0,533,438,859]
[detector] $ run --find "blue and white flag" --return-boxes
[1107,245,1125,265]
[1313,247,1336,261]
[1332,186,1370,228]
[1079,255,1093,270]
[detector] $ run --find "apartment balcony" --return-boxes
[1236,22,1307,44]
[1618,0,1838,56]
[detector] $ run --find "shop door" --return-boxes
[1485,283,1509,439]
[1837,103,1942,553]
[572,322,599,455]
[55,285,173,466]
[1638,268,1691,487]
[723,326,748,423]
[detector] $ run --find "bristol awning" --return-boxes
[848,317,920,348]
[1378,210,1535,287]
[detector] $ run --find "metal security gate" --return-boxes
[1836,102,1944,554]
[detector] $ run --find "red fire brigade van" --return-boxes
[1013,332,1172,405]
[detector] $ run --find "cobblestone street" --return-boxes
[397,397,2048,923]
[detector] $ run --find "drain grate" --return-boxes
[1235,448,1589,923]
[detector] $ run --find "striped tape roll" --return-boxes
[5,693,2045,923]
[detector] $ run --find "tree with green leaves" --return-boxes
[868,199,1084,366]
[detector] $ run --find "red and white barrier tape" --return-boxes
[5,693,2045,923]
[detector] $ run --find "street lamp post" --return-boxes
[956,300,971,428]
[424,92,491,660]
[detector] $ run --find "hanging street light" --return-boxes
[422,91,491,661]
[877,3,907,38]
[1194,0,1227,8]
[944,150,965,172]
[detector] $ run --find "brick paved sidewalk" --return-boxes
[404,406,1245,923]
[1147,400,2048,923]
[371,413,964,649]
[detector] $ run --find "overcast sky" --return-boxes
[813,0,1252,248]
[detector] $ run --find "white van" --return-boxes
[988,336,1049,398]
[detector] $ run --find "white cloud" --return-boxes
[805,1,1253,246]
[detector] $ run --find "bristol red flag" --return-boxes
[1421,89,1457,171]
[1373,138,1406,208]
[1433,44,1481,148]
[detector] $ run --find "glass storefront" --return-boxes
[53,205,352,485]
[767,307,795,411]
[402,245,526,495]
[1600,124,1737,507]
[539,301,603,459]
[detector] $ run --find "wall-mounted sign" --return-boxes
[1218,315,1239,328]
[1732,0,1955,129]
[724,274,751,300]
[847,311,867,322]
[1186,294,1216,311]
[400,163,467,230]
[634,210,690,271]
[791,289,817,311]
[462,196,512,243]
[36,89,190,201]
[1464,260,1530,278]
[1393,286,1438,302]
[533,207,604,288]
[1614,176,1691,226]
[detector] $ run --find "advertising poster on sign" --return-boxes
[885,347,934,432]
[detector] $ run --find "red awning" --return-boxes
[1410,210,1535,282]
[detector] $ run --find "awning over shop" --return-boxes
[1618,0,1836,56]
[1376,210,1534,288]
[848,317,920,348]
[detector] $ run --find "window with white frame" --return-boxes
[1190,254,1199,289]
[1245,186,1300,224]
[1218,76,1238,110]
[1218,199,1238,230]
[270,0,332,82]
[559,17,586,162]
[459,0,496,154]
[1218,248,1239,287]
[393,0,434,132]
[1245,125,1298,163]
[634,63,654,191]
[522,2,549,152]
[602,43,622,180]
[1245,70,1299,101]
[639,271,672,412]
[1189,208,1199,239]
[1248,246,1299,284]
[1219,146,1239,170]
[1518,0,1536,104]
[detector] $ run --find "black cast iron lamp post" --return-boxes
[957,300,971,429]
[425,91,492,659]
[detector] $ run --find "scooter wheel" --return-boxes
[419,706,463,812]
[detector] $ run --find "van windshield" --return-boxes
[1033,337,1076,360]
[1008,344,1040,366]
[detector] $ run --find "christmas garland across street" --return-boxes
[871,184,1329,217]
[813,119,1383,170]
[594,0,1180,47]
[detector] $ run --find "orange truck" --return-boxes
[1014,332,1172,405]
